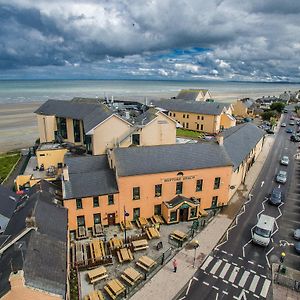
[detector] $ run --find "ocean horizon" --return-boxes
[1,79,300,105]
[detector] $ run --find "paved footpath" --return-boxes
[131,134,276,300]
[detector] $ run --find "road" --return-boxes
[178,109,300,300]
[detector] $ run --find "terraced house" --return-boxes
[152,99,236,134]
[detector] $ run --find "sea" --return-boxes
[0,79,300,104]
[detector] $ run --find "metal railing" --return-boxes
[274,272,300,292]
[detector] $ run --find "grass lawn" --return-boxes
[176,128,204,139]
[0,152,20,183]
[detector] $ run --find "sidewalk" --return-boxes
[131,134,275,300]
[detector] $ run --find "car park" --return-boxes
[294,229,300,240]
[281,123,287,127]
[280,156,289,166]
[267,188,283,206]
[286,128,293,133]
[276,170,287,184]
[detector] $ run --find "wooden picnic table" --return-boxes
[132,239,149,251]
[117,247,133,263]
[90,238,104,260]
[109,237,123,250]
[121,267,142,285]
[84,290,104,300]
[87,266,108,284]
[104,279,125,299]
[146,227,160,239]
[152,215,164,224]
[120,220,133,231]
[136,255,156,271]
[172,230,187,241]
[136,217,148,228]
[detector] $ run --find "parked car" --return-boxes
[286,128,293,133]
[295,241,300,254]
[281,123,287,127]
[290,116,295,120]
[289,121,295,126]
[280,156,289,166]
[284,109,288,113]
[290,135,300,142]
[276,170,287,184]
[266,128,274,134]
[267,188,283,206]
[294,229,300,240]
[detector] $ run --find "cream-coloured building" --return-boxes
[232,98,255,117]
[35,100,176,155]
[153,99,236,134]
[176,89,212,101]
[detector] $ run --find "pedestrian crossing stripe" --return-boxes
[200,255,271,298]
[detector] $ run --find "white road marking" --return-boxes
[249,275,260,293]
[261,181,264,187]
[215,292,219,300]
[237,289,247,300]
[260,279,271,298]
[253,294,259,299]
[250,270,256,274]
[193,277,198,281]
[248,260,254,265]
[213,275,218,279]
[223,258,228,262]
[222,290,229,295]
[261,274,266,278]
[219,262,231,279]
[238,257,243,261]
[185,278,193,295]
[229,266,240,283]
[258,264,264,269]
[203,281,209,286]
[213,286,219,291]
[221,250,227,255]
[211,260,223,275]
[242,239,252,257]
[278,184,281,188]
[201,256,213,270]
[232,284,238,288]
[223,279,228,284]
[238,271,250,288]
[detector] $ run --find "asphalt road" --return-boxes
[178,109,300,300]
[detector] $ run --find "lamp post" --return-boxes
[124,206,129,244]
[191,240,200,268]
[278,251,286,273]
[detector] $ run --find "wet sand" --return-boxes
[0,102,42,153]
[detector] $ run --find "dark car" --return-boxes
[291,135,300,142]
[266,128,274,134]
[286,128,293,133]
[268,188,283,206]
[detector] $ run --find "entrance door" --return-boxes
[179,208,189,222]
[107,213,116,226]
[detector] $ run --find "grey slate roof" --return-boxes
[0,181,67,299]
[221,123,265,170]
[35,99,114,133]
[152,99,228,115]
[176,89,208,101]
[166,195,199,208]
[113,143,233,177]
[63,155,119,199]
[134,107,159,125]
[0,186,18,219]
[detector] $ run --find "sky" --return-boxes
[1,0,300,81]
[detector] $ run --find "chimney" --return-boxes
[217,135,224,146]
[63,166,69,181]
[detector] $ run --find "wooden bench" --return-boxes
[136,255,156,272]
[146,227,160,240]
[136,217,149,228]
[108,237,123,250]
[199,209,208,217]
[117,247,133,263]
[120,220,133,231]
[104,279,125,299]
[170,230,188,242]
[90,238,106,263]
[151,215,164,224]
[132,239,149,251]
[121,267,142,286]
[87,266,108,284]
[84,290,105,300]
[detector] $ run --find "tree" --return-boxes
[270,102,285,113]
[261,110,278,121]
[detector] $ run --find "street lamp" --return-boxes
[124,206,129,243]
[278,251,286,273]
[191,240,200,268]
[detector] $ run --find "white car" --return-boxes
[281,123,287,127]
[280,156,289,166]
[276,170,287,184]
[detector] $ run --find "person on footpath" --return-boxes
[173,259,178,272]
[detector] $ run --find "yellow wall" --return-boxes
[220,113,236,129]
[92,116,131,155]
[233,101,248,117]
[2,272,63,300]
[37,115,56,143]
[36,148,67,169]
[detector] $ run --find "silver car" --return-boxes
[276,170,287,184]
[280,156,289,166]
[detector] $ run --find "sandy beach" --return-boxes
[0,102,42,153]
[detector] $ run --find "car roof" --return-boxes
[278,170,287,175]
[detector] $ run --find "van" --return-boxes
[252,214,275,246]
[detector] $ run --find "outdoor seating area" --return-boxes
[121,267,142,286]
[109,236,123,250]
[150,215,165,224]
[132,239,149,251]
[120,220,133,231]
[136,255,157,272]
[146,227,160,240]
[84,290,105,300]
[90,238,106,263]
[104,279,126,299]
[117,247,134,263]
[136,217,149,228]
[170,229,188,242]
[87,266,108,284]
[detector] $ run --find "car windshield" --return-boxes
[254,227,271,238]
[272,190,281,199]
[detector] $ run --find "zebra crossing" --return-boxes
[200,255,271,299]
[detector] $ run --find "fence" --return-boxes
[274,272,300,292]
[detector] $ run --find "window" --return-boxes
[84,135,92,154]
[196,124,199,130]
[187,114,189,118]
[133,208,140,220]
[56,117,67,139]
[73,119,81,143]
[190,207,197,218]
[196,179,203,192]
[197,116,200,120]
[93,213,101,225]
[77,216,85,227]
[173,113,176,117]
[170,211,177,222]
[183,114,186,118]
[39,154,45,157]
[155,184,162,197]
[176,182,183,194]
[200,124,204,130]
[132,134,140,146]
[212,196,218,208]
[93,196,99,207]
[76,198,82,209]
[186,122,189,129]
[214,177,221,189]
[201,116,204,120]
[182,122,185,127]
[133,187,140,200]
[108,194,114,205]
[169,112,172,116]
[154,204,161,215]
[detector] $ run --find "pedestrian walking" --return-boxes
[173,259,178,273]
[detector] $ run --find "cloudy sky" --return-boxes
[1,0,300,81]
